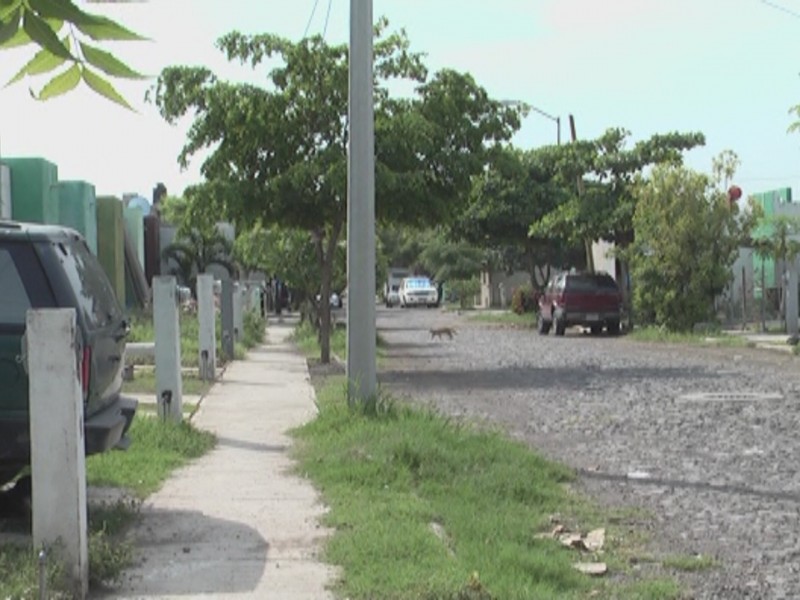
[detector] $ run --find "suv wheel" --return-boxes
[607,320,621,335]
[590,325,602,335]
[537,313,551,335]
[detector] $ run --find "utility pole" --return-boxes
[569,114,594,272]
[346,0,377,403]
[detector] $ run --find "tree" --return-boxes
[457,146,581,290]
[151,22,520,363]
[625,164,756,331]
[0,0,145,108]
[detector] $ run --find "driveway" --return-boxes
[377,306,800,599]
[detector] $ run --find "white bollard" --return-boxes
[154,276,183,421]
[233,282,244,342]
[27,309,88,599]
[196,274,217,381]
[787,267,799,335]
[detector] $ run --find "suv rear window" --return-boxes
[0,248,30,326]
[565,274,618,292]
[57,240,121,329]
[0,242,56,328]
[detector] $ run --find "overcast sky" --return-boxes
[1,0,800,201]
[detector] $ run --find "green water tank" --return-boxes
[5,157,59,224]
[57,180,98,254]
[96,196,125,304]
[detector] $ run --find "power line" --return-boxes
[322,0,333,39]
[760,0,800,19]
[303,0,321,38]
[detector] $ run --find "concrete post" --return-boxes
[196,274,216,381]
[787,264,799,335]
[154,276,183,421]
[27,309,88,599]
[221,279,235,361]
[347,0,377,402]
[233,282,244,342]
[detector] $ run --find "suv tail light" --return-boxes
[81,346,91,402]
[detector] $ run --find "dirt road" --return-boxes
[377,307,800,600]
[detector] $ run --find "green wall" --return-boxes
[5,157,59,224]
[96,196,125,304]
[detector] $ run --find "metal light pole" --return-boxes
[501,99,560,145]
[346,0,377,403]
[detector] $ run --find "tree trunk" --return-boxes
[314,214,344,365]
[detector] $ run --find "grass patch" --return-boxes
[662,553,716,572]
[628,326,751,348]
[86,415,216,498]
[291,378,680,599]
[0,415,213,599]
[122,371,212,397]
[127,309,265,368]
[135,402,198,416]
[293,319,347,360]
[469,310,536,328]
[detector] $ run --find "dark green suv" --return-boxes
[0,221,137,486]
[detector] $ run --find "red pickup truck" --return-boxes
[537,271,622,336]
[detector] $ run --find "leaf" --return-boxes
[573,562,608,576]
[82,67,134,111]
[80,41,146,79]
[0,0,20,22]
[27,0,96,25]
[23,9,71,59]
[0,16,59,48]
[6,42,66,85]
[0,6,19,45]
[75,15,147,41]
[35,63,80,100]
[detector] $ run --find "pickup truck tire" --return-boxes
[554,314,566,336]
[537,313,551,335]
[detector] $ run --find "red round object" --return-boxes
[728,185,743,201]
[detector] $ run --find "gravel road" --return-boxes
[376,306,800,600]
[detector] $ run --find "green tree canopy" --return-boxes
[625,164,756,331]
[151,21,520,362]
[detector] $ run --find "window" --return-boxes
[58,240,121,329]
[0,248,30,326]
[0,242,55,328]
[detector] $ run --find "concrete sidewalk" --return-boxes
[102,315,335,599]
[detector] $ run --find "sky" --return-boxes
[2,0,800,202]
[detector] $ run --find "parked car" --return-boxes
[385,286,400,308]
[0,221,137,486]
[537,271,622,336]
[399,276,438,308]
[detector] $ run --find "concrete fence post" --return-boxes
[26,308,88,599]
[787,266,799,335]
[221,279,235,361]
[196,274,217,381]
[154,276,183,421]
[233,282,244,342]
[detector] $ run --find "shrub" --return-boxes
[449,278,481,309]
[510,285,539,315]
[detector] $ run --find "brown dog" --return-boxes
[430,326,456,340]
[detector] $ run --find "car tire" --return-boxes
[607,320,621,335]
[590,325,602,335]
[537,313,551,335]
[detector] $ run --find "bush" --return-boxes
[243,309,266,348]
[449,278,481,309]
[510,285,539,315]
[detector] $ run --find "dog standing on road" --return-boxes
[430,326,457,341]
